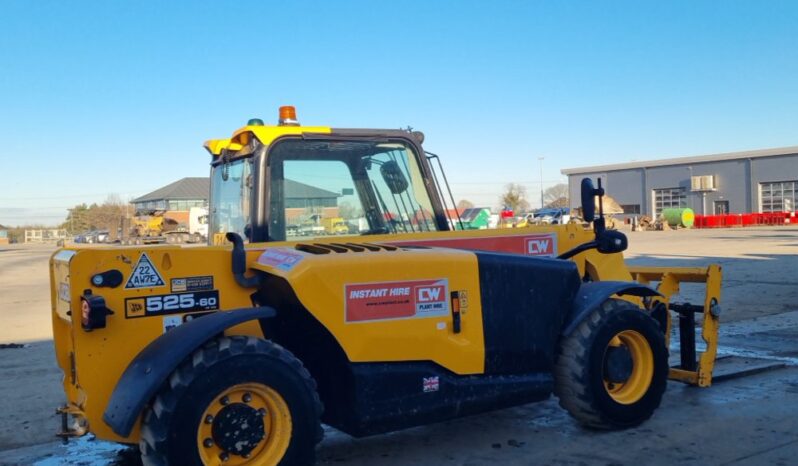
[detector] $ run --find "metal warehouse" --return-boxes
[562,145,798,218]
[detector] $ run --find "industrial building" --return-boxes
[133,177,341,225]
[132,177,210,214]
[562,145,798,218]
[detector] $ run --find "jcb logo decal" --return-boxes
[126,298,146,318]
[526,234,557,257]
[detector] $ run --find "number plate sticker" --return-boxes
[125,290,220,318]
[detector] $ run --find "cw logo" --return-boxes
[417,285,444,302]
[527,236,555,255]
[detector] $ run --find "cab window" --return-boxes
[267,139,438,241]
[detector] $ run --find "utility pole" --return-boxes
[538,156,545,209]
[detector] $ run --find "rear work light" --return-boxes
[278,106,299,126]
[79,291,114,331]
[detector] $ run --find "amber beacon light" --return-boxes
[278,106,299,126]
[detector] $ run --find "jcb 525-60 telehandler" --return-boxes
[50,107,721,465]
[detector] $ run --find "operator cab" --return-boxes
[206,107,452,244]
[206,106,627,260]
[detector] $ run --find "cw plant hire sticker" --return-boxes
[345,279,449,322]
[125,253,165,289]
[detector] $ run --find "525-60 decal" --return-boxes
[125,290,220,318]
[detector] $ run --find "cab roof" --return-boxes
[204,120,424,157]
[204,105,424,157]
[204,124,333,156]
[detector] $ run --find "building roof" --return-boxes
[561,145,798,176]
[133,177,210,203]
[133,177,339,204]
[284,179,340,199]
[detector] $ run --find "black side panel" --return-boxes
[254,275,552,438]
[254,276,357,431]
[103,307,276,437]
[475,252,581,375]
[343,362,552,437]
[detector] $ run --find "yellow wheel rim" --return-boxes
[197,383,292,466]
[603,330,654,405]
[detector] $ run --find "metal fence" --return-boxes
[24,229,68,243]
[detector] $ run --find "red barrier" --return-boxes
[691,212,796,228]
[694,215,705,228]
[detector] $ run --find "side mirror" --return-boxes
[380,161,409,194]
[580,178,597,222]
[596,230,628,254]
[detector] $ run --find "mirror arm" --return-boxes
[593,178,606,235]
[557,241,598,260]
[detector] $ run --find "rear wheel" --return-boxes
[140,336,323,466]
[554,299,668,429]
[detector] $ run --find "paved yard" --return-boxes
[1,227,797,465]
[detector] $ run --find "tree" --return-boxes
[337,201,361,220]
[499,183,529,214]
[543,183,569,208]
[63,203,91,233]
[61,196,132,233]
[456,199,474,211]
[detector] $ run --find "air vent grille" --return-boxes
[295,242,398,255]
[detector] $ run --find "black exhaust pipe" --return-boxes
[226,233,264,288]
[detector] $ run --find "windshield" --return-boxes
[210,157,253,243]
[268,139,439,241]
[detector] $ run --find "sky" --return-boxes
[1,1,797,226]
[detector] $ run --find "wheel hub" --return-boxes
[211,403,266,456]
[604,345,633,383]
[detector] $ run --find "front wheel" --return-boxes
[554,299,668,429]
[140,336,323,466]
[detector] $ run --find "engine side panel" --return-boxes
[250,246,487,375]
[475,252,581,374]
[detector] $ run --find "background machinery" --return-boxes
[50,107,721,465]
[120,207,209,245]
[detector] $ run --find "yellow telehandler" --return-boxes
[50,107,721,465]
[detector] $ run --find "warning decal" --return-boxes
[345,279,449,323]
[125,253,165,289]
[257,248,306,271]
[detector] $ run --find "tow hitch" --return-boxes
[56,405,88,443]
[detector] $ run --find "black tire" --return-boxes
[140,336,323,466]
[554,298,668,429]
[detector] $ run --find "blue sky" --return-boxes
[2,1,797,225]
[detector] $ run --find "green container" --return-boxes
[662,208,695,228]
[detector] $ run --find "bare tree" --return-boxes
[543,183,569,208]
[499,183,530,214]
[338,201,361,219]
[61,195,132,233]
[456,199,474,211]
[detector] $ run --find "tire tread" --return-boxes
[554,299,666,429]
[140,335,323,466]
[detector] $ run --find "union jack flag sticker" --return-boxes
[423,376,440,393]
